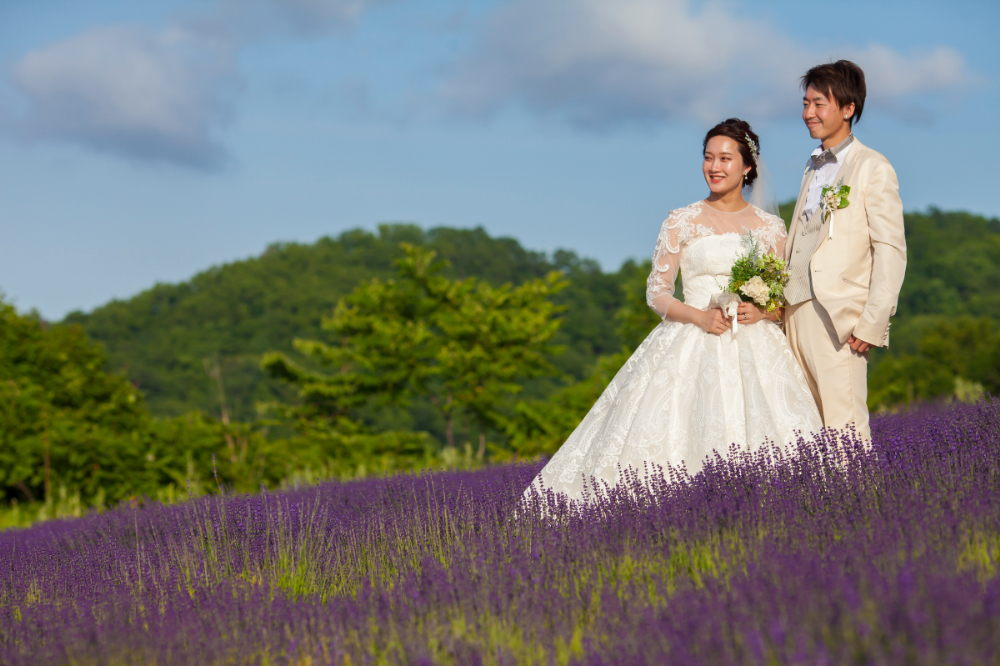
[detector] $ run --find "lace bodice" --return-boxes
[646,201,787,317]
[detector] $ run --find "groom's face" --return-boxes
[802,85,852,143]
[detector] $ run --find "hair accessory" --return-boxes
[744,133,759,165]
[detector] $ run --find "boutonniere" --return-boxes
[820,178,850,240]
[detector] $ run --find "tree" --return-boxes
[0,299,146,502]
[613,259,664,351]
[65,210,1000,418]
[0,298,299,505]
[868,315,1000,409]
[500,259,663,457]
[263,244,568,457]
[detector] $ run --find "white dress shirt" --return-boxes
[802,135,854,221]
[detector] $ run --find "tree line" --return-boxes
[3,206,999,509]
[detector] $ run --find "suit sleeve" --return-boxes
[853,159,907,347]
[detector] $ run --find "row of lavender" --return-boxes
[2,401,999,665]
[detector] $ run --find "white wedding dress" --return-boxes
[527,201,823,501]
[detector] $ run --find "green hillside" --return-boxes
[65,208,1000,421]
[65,225,634,421]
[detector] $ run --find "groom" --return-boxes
[783,60,907,441]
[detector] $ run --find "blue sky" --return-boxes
[1,0,997,319]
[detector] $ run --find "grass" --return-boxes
[2,401,1000,664]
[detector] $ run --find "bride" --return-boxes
[526,118,823,501]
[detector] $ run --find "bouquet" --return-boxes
[717,231,789,318]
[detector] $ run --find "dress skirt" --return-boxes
[526,318,823,501]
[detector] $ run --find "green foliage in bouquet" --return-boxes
[724,232,789,314]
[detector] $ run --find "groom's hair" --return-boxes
[801,60,867,126]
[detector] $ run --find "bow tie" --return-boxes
[811,150,837,169]
[810,134,854,170]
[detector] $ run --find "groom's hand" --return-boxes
[848,336,873,353]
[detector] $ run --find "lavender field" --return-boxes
[3,402,999,665]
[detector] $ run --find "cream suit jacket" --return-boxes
[785,138,907,347]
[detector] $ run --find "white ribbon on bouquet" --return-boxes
[709,293,742,335]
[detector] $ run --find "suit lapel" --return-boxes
[812,138,864,255]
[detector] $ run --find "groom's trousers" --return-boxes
[785,299,871,441]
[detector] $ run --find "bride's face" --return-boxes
[703,136,747,196]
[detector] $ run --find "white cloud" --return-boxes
[442,0,978,130]
[852,44,975,99]
[3,0,978,167]
[258,0,377,27]
[193,0,393,41]
[4,0,389,169]
[10,26,238,169]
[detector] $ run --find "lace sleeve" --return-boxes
[647,205,698,318]
[751,208,787,256]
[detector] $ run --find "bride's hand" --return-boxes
[699,308,732,335]
[736,302,766,325]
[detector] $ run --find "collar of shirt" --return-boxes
[810,133,855,168]
[802,134,855,220]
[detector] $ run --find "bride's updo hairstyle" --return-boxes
[703,118,759,187]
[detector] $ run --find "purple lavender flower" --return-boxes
[1,401,999,664]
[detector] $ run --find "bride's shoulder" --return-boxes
[749,205,787,235]
[747,206,787,252]
[654,201,705,253]
[662,200,705,225]
[654,201,707,252]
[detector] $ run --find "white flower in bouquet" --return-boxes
[739,275,770,307]
[821,188,841,213]
[723,231,789,319]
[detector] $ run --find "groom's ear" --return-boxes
[842,102,857,125]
